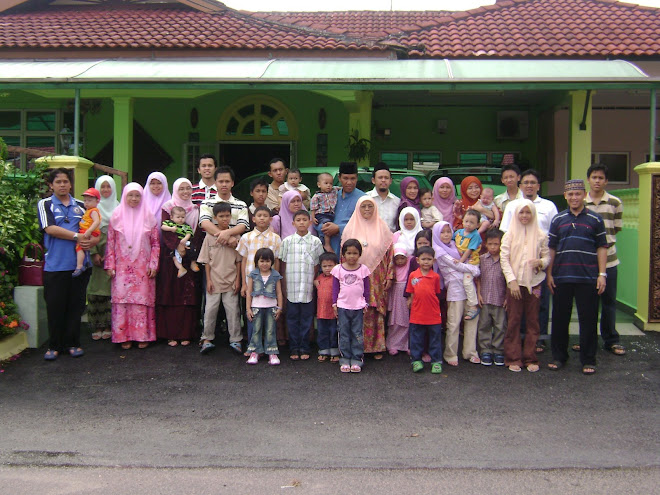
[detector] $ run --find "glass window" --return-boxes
[226,117,239,136]
[26,135,56,153]
[0,111,20,130]
[238,105,254,119]
[276,118,288,136]
[458,152,488,165]
[242,120,255,136]
[2,135,20,146]
[26,111,56,131]
[591,152,629,183]
[260,121,273,136]
[380,152,408,168]
[261,105,277,119]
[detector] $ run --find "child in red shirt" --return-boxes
[314,251,339,362]
[406,246,443,374]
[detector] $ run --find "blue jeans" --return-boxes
[247,307,278,355]
[599,266,620,348]
[409,323,443,363]
[317,318,339,356]
[286,301,314,355]
[338,308,364,366]
[314,212,334,246]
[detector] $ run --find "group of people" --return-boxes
[37,155,626,375]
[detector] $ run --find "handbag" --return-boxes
[18,243,45,286]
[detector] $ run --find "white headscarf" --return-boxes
[94,175,120,233]
[396,206,422,256]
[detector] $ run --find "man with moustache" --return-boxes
[366,162,399,232]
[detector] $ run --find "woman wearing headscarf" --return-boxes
[156,178,202,347]
[341,196,394,360]
[433,177,457,228]
[396,176,421,230]
[500,199,549,373]
[143,171,172,220]
[453,176,483,231]
[87,175,120,340]
[105,183,160,350]
[271,190,314,239]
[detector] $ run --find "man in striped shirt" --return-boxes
[191,154,218,205]
[583,163,626,356]
[547,179,608,375]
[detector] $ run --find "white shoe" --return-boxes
[269,354,280,366]
[247,352,259,365]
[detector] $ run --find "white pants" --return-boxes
[462,273,478,307]
[444,299,479,363]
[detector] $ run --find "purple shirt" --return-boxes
[478,253,506,307]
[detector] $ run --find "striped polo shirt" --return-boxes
[199,194,249,231]
[584,191,623,268]
[548,207,607,284]
[191,181,217,205]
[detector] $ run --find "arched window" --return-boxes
[218,95,298,141]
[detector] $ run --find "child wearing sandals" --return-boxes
[406,246,443,374]
[315,251,340,362]
[331,239,370,373]
[245,248,283,366]
[500,199,549,373]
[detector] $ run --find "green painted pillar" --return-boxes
[632,161,660,332]
[35,155,94,198]
[567,90,593,182]
[112,96,133,182]
[347,91,373,167]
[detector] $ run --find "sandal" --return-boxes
[526,363,540,373]
[180,340,191,347]
[44,349,58,361]
[535,345,545,354]
[350,364,362,373]
[464,308,481,320]
[168,340,178,347]
[329,356,340,363]
[101,330,112,340]
[138,342,149,349]
[412,361,424,373]
[229,342,242,354]
[290,354,300,361]
[121,342,132,350]
[548,360,564,371]
[606,344,626,356]
[340,364,351,373]
[91,331,102,341]
[469,355,481,364]
[582,364,596,375]
[446,360,459,367]
[300,354,310,360]
[373,353,384,360]
[509,364,522,372]
[317,355,329,362]
[572,344,580,352]
[68,347,84,358]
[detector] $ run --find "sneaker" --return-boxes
[350,364,362,373]
[481,353,493,366]
[494,354,505,366]
[269,354,280,366]
[431,362,443,374]
[246,352,259,365]
[200,342,215,354]
[411,360,424,373]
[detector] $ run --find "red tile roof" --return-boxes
[392,0,660,58]
[0,4,384,53]
[248,10,451,38]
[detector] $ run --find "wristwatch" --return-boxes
[598,272,607,277]
[73,233,79,241]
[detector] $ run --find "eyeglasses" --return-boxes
[521,181,539,186]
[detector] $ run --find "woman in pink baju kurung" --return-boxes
[105,183,160,349]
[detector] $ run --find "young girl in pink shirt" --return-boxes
[331,239,370,373]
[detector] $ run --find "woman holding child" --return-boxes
[342,196,394,360]
[271,190,315,239]
[105,183,160,349]
[452,176,483,231]
[156,178,202,346]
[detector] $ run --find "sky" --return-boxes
[222,0,660,11]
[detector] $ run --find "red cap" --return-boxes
[82,187,100,200]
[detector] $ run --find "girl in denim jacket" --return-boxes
[245,248,284,365]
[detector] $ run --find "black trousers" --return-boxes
[551,282,598,366]
[43,269,91,352]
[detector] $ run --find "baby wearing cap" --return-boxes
[73,187,102,277]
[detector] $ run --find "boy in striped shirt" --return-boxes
[582,163,626,356]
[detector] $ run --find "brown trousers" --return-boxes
[504,283,541,367]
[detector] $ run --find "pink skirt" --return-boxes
[111,303,156,343]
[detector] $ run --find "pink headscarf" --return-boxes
[341,196,394,273]
[110,183,158,261]
[393,242,411,283]
[162,178,199,233]
[143,172,171,218]
[275,190,314,239]
[432,221,460,260]
[433,177,456,227]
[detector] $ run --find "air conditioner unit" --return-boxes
[497,111,529,140]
